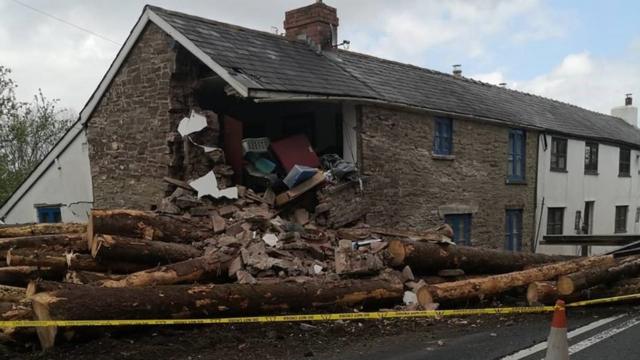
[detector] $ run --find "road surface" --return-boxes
[324,306,640,359]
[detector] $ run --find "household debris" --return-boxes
[2,124,638,351]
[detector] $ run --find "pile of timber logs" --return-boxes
[3,193,640,350]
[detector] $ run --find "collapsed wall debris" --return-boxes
[1,112,639,350]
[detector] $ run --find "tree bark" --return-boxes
[0,234,85,251]
[0,266,64,286]
[64,271,126,284]
[90,234,202,265]
[94,253,236,288]
[0,223,86,238]
[88,209,210,244]
[31,276,404,349]
[557,256,640,296]
[6,249,148,274]
[26,280,83,297]
[0,285,26,302]
[386,240,572,274]
[526,281,559,306]
[421,255,615,304]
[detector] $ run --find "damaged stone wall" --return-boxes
[88,23,218,210]
[360,105,537,250]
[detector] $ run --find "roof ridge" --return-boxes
[337,48,625,122]
[145,5,297,44]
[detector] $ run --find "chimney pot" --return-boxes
[284,1,338,50]
[452,64,462,77]
[626,93,633,106]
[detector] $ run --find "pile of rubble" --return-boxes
[2,132,640,350]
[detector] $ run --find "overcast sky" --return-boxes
[1,0,639,115]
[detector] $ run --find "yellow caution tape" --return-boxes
[2,293,638,328]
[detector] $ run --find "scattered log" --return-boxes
[0,266,64,286]
[90,234,202,265]
[0,223,86,238]
[6,249,147,274]
[421,255,615,304]
[0,234,85,251]
[94,253,236,288]
[557,256,640,296]
[386,240,571,274]
[526,281,559,306]
[31,275,404,349]
[87,209,210,244]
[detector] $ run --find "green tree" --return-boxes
[0,66,74,204]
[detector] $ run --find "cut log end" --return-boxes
[557,276,575,296]
[415,286,434,308]
[31,293,57,350]
[526,283,539,305]
[387,240,406,267]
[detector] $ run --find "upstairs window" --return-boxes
[550,137,567,172]
[619,148,631,177]
[584,142,599,174]
[615,205,628,233]
[507,129,526,182]
[37,206,61,223]
[433,117,453,155]
[547,207,564,235]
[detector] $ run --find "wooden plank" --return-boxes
[163,177,194,191]
[275,172,325,206]
[542,235,640,246]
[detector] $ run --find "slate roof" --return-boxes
[150,6,640,147]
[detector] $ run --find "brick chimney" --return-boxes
[284,0,339,50]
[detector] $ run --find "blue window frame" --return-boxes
[433,117,453,155]
[445,213,471,245]
[507,129,526,182]
[37,207,61,223]
[505,209,523,251]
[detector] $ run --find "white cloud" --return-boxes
[348,0,565,64]
[471,71,507,85]
[471,50,640,114]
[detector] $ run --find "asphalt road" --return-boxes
[325,306,640,360]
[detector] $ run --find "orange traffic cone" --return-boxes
[544,299,569,360]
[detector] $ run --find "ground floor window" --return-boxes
[615,205,628,233]
[547,207,564,235]
[505,209,523,251]
[36,206,61,223]
[445,213,472,245]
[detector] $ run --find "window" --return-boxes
[615,206,628,233]
[433,117,453,155]
[507,129,526,182]
[619,148,631,177]
[505,209,523,251]
[445,214,471,245]
[547,207,564,235]
[36,207,61,223]
[550,137,567,172]
[584,142,598,174]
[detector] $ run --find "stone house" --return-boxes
[1,1,637,253]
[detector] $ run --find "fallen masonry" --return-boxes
[1,131,640,351]
[0,190,639,350]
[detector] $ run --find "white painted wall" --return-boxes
[0,130,93,224]
[535,134,640,255]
